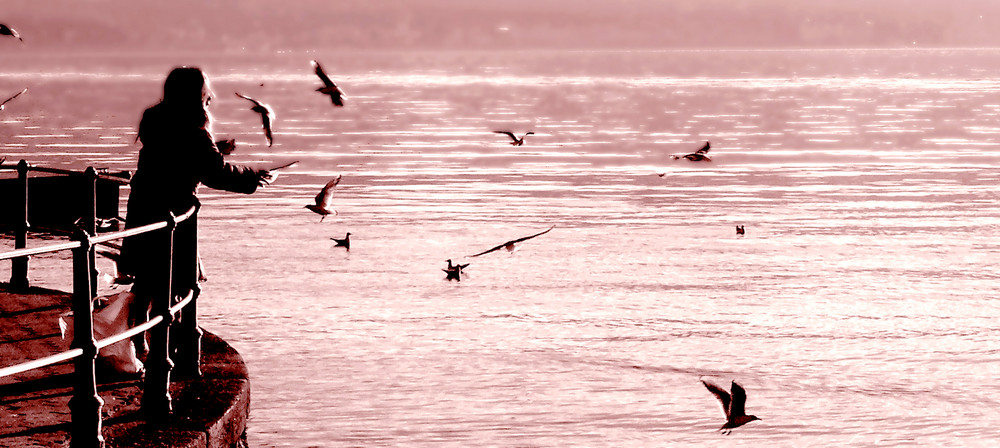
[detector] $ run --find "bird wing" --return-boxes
[329,93,345,107]
[469,242,508,257]
[261,112,274,146]
[507,226,554,245]
[469,226,554,257]
[315,175,342,207]
[312,60,335,87]
[494,131,518,142]
[1,24,22,40]
[235,92,263,108]
[268,160,299,171]
[696,142,710,154]
[729,381,748,418]
[1,88,27,107]
[701,379,732,418]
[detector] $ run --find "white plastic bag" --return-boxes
[59,290,144,374]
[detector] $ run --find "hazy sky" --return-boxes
[4,1,1000,53]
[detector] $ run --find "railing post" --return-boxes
[69,225,105,448]
[173,210,203,379]
[142,211,176,419]
[83,167,98,297]
[9,159,30,291]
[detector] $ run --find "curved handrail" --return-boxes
[0,205,198,262]
[0,204,198,380]
[0,348,84,379]
[0,289,195,379]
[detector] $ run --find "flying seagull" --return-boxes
[311,60,346,107]
[0,88,27,111]
[305,175,342,222]
[0,24,23,42]
[494,131,534,146]
[701,378,761,435]
[672,141,712,162]
[470,226,554,257]
[235,92,275,146]
[331,232,351,250]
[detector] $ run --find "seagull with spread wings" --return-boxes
[470,226,554,257]
[443,259,470,281]
[494,131,534,146]
[0,24,23,42]
[701,378,761,435]
[672,141,712,161]
[311,60,346,107]
[305,175,342,222]
[235,92,275,147]
[0,88,27,111]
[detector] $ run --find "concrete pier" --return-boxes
[0,286,250,448]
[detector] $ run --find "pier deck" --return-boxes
[0,285,250,448]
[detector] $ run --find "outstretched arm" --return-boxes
[193,128,266,194]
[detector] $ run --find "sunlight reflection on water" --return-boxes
[4,49,1000,447]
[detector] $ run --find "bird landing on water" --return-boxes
[701,378,761,435]
[443,259,470,281]
[672,141,712,162]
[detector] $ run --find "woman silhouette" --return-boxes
[119,67,275,353]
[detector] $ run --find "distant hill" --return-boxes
[3,0,1000,53]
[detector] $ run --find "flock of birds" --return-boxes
[1,21,760,435]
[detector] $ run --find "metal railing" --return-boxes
[0,160,202,448]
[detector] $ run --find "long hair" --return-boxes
[160,66,213,130]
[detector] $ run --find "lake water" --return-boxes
[3,48,1000,447]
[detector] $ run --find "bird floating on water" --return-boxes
[311,60,346,107]
[494,130,534,146]
[446,259,470,272]
[470,226,554,257]
[701,378,761,435]
[305,175,342,222]
[331,232,351,250]
[736,225,745,235]
[235,92,275,147]
[672,141,712,162]
[0,88,27,111]
[0,24,23,42]
[443,259,470,281]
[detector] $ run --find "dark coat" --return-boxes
[120,103,260,292]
